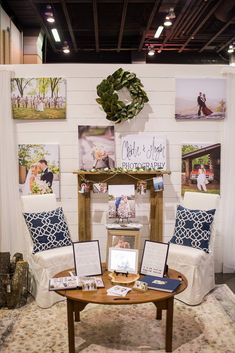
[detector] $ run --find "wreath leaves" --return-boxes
[96,68,149,124]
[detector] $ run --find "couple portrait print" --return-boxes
[175,78,226,120]
[18,144,60,199]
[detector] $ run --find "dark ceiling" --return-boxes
[1,0,235,64]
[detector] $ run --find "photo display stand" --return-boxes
[108,247,140,284]
[140,240,169,277]
[73,240,102,277]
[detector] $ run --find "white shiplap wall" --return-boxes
[2,63,225,270]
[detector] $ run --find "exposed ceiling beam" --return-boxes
[28,0,58,52]
[117,0,128,52]
[178,0,224,53]
[61,0,78,52]
[138,0,162,51]
[93,0,99,52]
[199,19,234,52]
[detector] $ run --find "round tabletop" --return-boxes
[55,268,187,305]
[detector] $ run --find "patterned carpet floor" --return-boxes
[0,284,235,353]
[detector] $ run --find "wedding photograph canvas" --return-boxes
[78,125,115,170]
[175,78,226,120]
[108,184,135,219]
[11,77,66,119]
[181,143,221,195]
[18,144,60,199]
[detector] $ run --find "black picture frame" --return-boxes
[140,240,169,277]
[72,240,102,277]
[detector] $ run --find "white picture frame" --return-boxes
[72,240,102,277]
[108,247,139,274]
[140,240,169,277]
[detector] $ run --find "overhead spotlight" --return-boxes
[45,5,55,23]
[47,16,55,23]
[164,17,172,27]
[148,46,155,56]
[168,7,176,19]
[164,7,175,27]
[227,44,234,54]
[63,41,70,54]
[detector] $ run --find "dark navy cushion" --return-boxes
[170,205,216,253]
[23,207,71,254]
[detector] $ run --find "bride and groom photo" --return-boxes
[175,78,226,120]
[18,144,60,199]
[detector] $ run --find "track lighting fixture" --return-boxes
[63,41,70,54]
[227,44,234,54]
[148,45,155,56]
[45,5,55,23]
[164,7,175,27]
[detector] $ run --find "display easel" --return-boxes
[74,170,171,243]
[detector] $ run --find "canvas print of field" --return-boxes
[175,78,226,120]
[11,78,66,119]
[108,184,135,219]
[78,126,115,170]
[18,144,60,199]
[181,143,220,196]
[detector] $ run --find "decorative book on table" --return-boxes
[140,275,181,293]
[49,276,104,291]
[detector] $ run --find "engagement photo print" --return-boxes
[11,77,66,119]
[175,78,226,120]
[18,144,60,199]
[181,143,221,195]
[108,184,135,219]
[78,126,115,170]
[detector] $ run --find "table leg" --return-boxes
[67,299,75,353]
[156,308,162,320]
[74,302,88,322]
[165,297,174,353]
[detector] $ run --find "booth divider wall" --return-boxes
[1,63,224,271]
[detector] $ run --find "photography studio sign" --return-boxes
[121,134,166,170]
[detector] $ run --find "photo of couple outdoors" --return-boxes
[175,78,226,120]
[18,144,60,199]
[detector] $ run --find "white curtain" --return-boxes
[0,70,25,255]
[222,68,235,272]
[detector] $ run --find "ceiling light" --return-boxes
[47,16,55,23]
[148,46,155,56]
[154,25,164,39]
[63,41,70,54]
[51,28,61,42]
[45,5,55,23]
[227,44,234,54]
[168,8,176,19]
[164,16,172,27]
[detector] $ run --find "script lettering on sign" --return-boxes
[121,135,167,170]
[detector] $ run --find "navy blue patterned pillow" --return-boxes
[170,205,216,253]
[23,207,72,254]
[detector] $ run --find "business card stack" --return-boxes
[107,285,132,297]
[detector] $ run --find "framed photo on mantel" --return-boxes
[140,240,169,277]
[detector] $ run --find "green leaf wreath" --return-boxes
[96,68,149,124]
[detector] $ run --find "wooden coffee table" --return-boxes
[55,268,187,353]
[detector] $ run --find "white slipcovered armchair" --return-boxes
[21,194,74,308]
[167,192,219,305]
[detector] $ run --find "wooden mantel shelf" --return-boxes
[73,169,171,243]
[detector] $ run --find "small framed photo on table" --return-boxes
[72,240,102,277]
